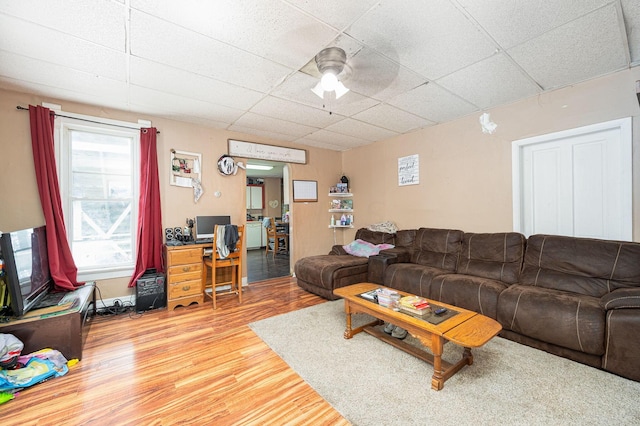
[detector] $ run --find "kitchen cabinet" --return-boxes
[246,185,264,209]
[246,221,263,249]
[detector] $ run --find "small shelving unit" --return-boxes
[329,191,353,244]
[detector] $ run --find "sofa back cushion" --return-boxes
[410,228,463,271]
[521,234,640,297]
[355,228,395,245]
[395,229,416,248]
[456,232,526,284]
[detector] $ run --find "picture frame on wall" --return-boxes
[292,180,318,202]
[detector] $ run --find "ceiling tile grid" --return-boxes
[0,0,637,151]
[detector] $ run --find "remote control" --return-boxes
[434,307,447,315]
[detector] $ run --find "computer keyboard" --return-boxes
[196,238,213,244]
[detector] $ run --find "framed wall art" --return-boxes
[170,149,201,188]
[292,180,318,202]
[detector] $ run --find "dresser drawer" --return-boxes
[167,248,203,265]
[168,279,202,298]
[168,262,202,283]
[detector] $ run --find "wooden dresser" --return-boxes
[165,245,205,310]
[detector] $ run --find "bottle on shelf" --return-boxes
[340,214,347,226]
[330,215,335,226]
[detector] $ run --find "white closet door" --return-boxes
[513,118,632,241]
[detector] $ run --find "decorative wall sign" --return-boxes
[292,180,318,202]
[228,139,307,164]
[398,154,419,186]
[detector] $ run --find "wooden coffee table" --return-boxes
[333,283,502,390]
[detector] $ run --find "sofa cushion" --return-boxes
[355,228,395,245]
[431,274,508,319]
[295,255,368,289]
[521,234,640,298]
[497,285,605,356]
[456,232,525,284]
[410,228,463,271]
[383,263,447,298]
[395,229,417,248]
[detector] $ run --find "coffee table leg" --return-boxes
[344,301,354,339]
[431,335,445,390]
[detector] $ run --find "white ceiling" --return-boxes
[1,1,638,152]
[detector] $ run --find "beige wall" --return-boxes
[0,89,342,300]
[342,67,640,242]
[1,67,639,300]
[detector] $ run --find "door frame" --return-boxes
[511,117,632,240]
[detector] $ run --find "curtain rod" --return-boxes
[16,106,160,134]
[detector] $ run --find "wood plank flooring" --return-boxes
[3,277,349,426]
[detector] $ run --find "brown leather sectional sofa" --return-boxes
[294,227,640,382]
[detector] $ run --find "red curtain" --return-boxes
[128,128,164,287]
[29,105,82,290]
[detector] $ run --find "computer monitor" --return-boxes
[195,216,231,239]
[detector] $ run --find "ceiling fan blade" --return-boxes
[311,81,324,99]
[334,81,349,99]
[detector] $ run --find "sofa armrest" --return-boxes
[329,245,348,255]
[379,247,411,263]
[367,254,400,284]
[600,288,640,310]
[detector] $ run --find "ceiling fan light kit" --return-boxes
[311,47,350,100]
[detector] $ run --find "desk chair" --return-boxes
[203,225,244,309]
[265,217,288,257]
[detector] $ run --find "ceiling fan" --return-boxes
[310,47,350,100]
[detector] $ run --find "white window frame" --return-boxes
[53,108,147,281]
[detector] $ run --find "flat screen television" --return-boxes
[195,216,231,240]
[0,225,53,317]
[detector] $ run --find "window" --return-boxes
[56,117,140,281]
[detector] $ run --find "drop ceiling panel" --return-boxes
[130,86,244,124]
[0,0,126,50]
[129,10,293,93]
[456,0,612,49]
[622,0,640,64]
[508,5,629,90]
[353,104,434,133]
[325,118,398,142]
[388,83,478,123]
[286,0,381,31]
[345,47,428,101]
[346,0,497,80]
[250,96,345,128]
[228,125,298,142]
[132,0,338,71]
[0,51,128,100]
[129,57,264,110]
[0,15,127,81]
[298,129,371,149]
[231,112,318,139]
[437,53,541,109]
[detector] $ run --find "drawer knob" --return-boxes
[182,266,191,272]
[182,285,190,291]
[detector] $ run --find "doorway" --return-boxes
[245,159,291,282]
[512,118,632,240]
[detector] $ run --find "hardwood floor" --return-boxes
[3,277,349,426]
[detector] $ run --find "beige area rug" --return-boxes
[249,300,640,425]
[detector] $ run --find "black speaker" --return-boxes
[135,271,166,313]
